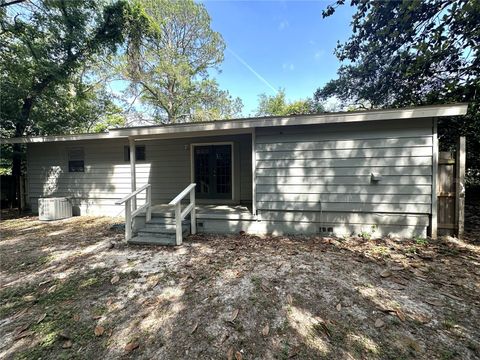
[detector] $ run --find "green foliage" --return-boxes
[316,0,480,175]
[256,89,323,116]
[0,0,131,136]
[415,236,429,246]
[90,113,126,133]
[358,225,377,241]
[122,0,241,123]
[0,0,136,185]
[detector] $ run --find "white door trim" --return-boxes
[190,142,235,201]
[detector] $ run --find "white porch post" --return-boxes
[129,136,137,210]
[251,128,257,216]
[431,118,438,239]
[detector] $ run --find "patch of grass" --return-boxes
[370,246,390,257]
[15,268,112,359]
[277,340,291,360]
[250,275,261,288]
[443,318,456,330]
[406,245,418,254]
[414,237,429,246]
[0,283,37,318]
[440,349,459,360]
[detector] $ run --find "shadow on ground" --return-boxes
[0,212,479,359]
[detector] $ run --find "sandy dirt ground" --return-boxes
[0,211,479,360]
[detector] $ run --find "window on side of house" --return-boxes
[68,147,85,172]
[124,145,146,161]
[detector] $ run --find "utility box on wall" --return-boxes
[38,197,72,221]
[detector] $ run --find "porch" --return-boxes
[126,201,257,246]
[115,130,257,245]
[148,203,254,219]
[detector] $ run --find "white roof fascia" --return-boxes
[1,103,468,144]
[109,104,469,137]
[0,132,123,144]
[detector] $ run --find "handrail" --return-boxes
[116,184,151,241]
[115,184,150,205]
[169,183,196,206]
[169,183,196,245]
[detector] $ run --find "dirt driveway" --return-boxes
[0,214,479,359]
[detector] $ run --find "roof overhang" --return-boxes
[1,103,469,144]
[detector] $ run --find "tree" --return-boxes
[315,0,480,179]
[256,89,323,116]
[0,0,134,207]
[123,0,242,123]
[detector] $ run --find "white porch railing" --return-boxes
[115,184,151,241]
[169,183,196,245]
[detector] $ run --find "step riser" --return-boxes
[146,218,189,225]
[138,227,188,235]
[144,223,189,231]
[128,236,176,246]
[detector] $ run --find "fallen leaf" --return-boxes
[425,298,442,307]
[13,307,29,320]
[73,314,80,322]
[229,309,239,322]
[47,284,57,293]
[150,279,159,289]
[16,323,30,335]
[38,279,52,287]
[227,347,234,360]
[395,309,406,322]
[316,322,331,338]
[23,295,36,302]
[286,294,293,305]
[190,322,198,334]
[58,331,70,340]
[111,275,120,284]
[235,351,243,360]
[14,330,33,341]
[380,269,392,278]
[125,341,139,353]
[262,323,270,336]
[37,313,47,324]
[106,299,113,306]
[336,303,342,311]
[62,340,73,349]
[94,325,105,337]
[374,319,385,328]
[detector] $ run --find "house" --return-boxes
[2,104,468,245]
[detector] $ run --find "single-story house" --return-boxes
[2,104,468,245]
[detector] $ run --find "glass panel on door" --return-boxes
[194,144,232,199]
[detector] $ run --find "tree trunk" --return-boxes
[12,97,33,212]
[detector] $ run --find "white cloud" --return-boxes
[314,49,325,60]
[278,20,289,30]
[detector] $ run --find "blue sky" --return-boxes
[203,1,356,115]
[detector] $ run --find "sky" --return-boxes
[202,1,356,116]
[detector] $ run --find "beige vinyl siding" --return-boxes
[27,134,252,216]
[254,118,433,237]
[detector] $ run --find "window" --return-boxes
[124,145,146,161]
[68,147,84,172]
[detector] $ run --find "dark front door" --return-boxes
[194,144,232,199]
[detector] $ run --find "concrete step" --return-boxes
[138,225,189,236]
[144,222,189,232]
[146,217,189,226]
[128,235,176,246]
